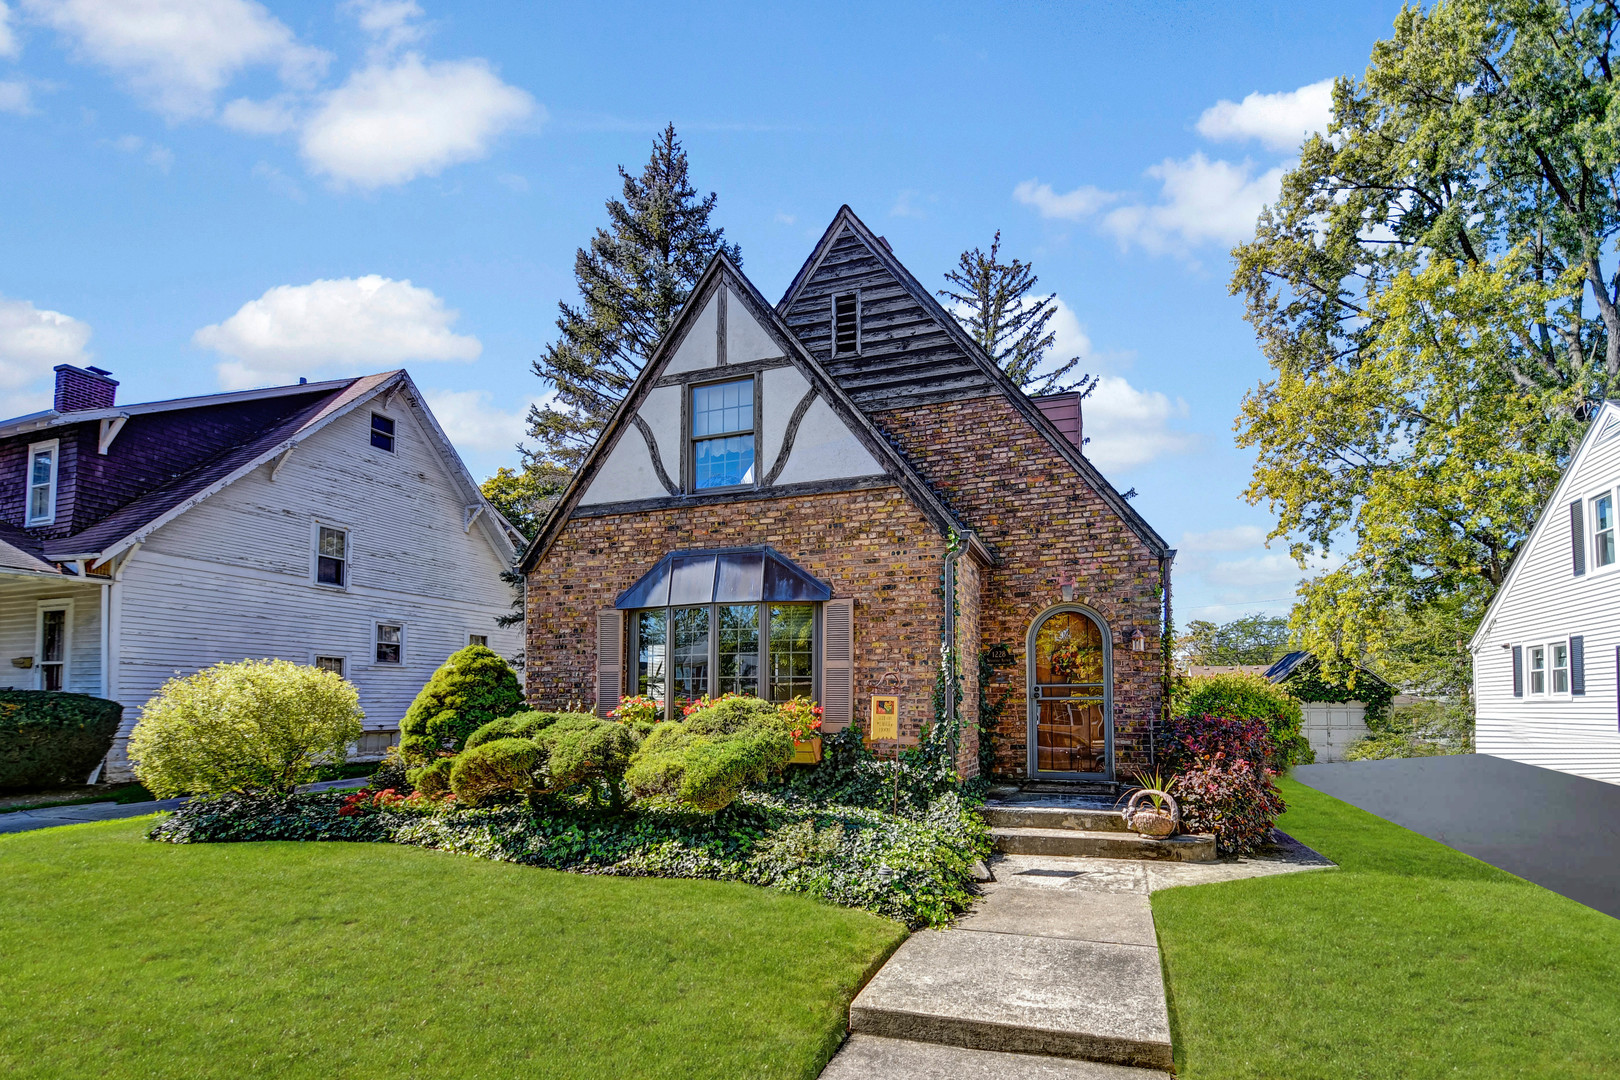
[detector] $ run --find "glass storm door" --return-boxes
[1028,608,1111,777]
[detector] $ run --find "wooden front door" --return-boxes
[1027,607,1111,778]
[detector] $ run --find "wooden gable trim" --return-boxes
[520,253,988,572]
[779,205,1172,559]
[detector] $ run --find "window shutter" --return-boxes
[1512,645,1523,698]
[821,599,854,731]
[1571,635,1586,695]
[1572,500,1586,576]
[596,609,623,717]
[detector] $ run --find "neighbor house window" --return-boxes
[314,655,344,676]
[1552,641,1570,693]
[690,378,754,490]
[832,293,859,355]
[628,603,816,718]
[315,526,348,586]
[375,623,403,665]
[36,602,69,691]
[1596,493,1616,568]
[468,634,488,648]
[26,440,58,525]
[370,413,395,453]
[1529,645,1547,694]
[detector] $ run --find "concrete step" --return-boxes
[993,826,1216,862]
[1020,779,1122,797]
[821,1035,1169,1078]
[983,804,1129,832]
[848,930,1173,1070]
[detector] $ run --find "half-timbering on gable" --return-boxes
[521,206,1173,782]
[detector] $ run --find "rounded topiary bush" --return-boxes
[127,659,363,797]
[536,713,638,808]
[625,697,793,813]
[407,757,454,798]
[399,645,524,762]
[450,737,542,806]
[465,710,560,749]
[0,690,123,792]
[1172,672,1312,768]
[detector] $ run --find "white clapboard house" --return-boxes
[1472,401,1620,785]
[0,365,523,778]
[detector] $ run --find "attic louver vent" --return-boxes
[833,293,858,355]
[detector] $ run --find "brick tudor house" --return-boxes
[521,207,1173,783]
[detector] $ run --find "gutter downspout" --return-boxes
[943,531,970,754]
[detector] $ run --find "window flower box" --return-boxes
[792,737,822,764]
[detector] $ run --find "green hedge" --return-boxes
[0,690,123,792]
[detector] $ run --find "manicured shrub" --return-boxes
[1158,709,1276,775]
[1173,672,1312,768]
[407,757,454,798]
[127,659,363,797]
[451,737,542,806]
[1173,756,1286,855]
[466,710,560,749]
[627,697,794,813]
[369,745,411,793]
[399,645,524,762]
[537,713,639,808]
[0,690,123,792]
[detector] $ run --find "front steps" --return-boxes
[983,794,1217,863]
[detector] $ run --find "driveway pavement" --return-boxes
[0,777,370,836]
[1294,754,1620,919]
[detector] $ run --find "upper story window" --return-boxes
[370,412,396,453]
[25,440,58,525]
[315,525,348,587]
[375,622,404,665]
[833,293,859,355]
[1596,493,1616,568]
[690,377,755,490]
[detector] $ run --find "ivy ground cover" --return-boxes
[0,817,906,1080]
[1152,779,1620,1079]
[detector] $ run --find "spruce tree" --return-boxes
[527,124,741,472]
[939,231,1092,396]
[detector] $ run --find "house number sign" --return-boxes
[869,695,899,740]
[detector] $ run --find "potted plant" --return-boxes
[779,697,824,763]
[1123,769,1179,837]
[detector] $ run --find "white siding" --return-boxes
[663,292,720,375]
[104,399,520,775]
[1473,403,1620,784]
[726,288,779,363]
[0,577,103,696]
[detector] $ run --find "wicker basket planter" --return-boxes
[1124,788,1180,837]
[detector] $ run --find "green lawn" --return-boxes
[1154,777,1620,1079]
[0,817,906,1080]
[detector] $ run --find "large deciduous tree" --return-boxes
[527,124,741,473]
[1234,0,1616,669]
[940,232,1093,395]
[1178,614,1293,667]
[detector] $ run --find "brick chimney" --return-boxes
[54,365,118,412]
[1032,391,1083,450]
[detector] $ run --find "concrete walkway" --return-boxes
[0,777,370,836]
[822,832,1335,1078]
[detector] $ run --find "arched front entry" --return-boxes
[1026,604,1113,779]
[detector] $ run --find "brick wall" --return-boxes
[527,485,955,743]
[871,395,1169,779]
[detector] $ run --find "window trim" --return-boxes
[467,632,489,648]
[25,439,60,526]
[831,291,860,356]
[35,598,72,692]
[311,653,348,678]
[373,621,406,667]
[310,521,351,590]
[684,374,760,494]
[1528,643,1548,695]
[1551,640,1571,695]
[370,411,397,454]
[626,601,820,720]
[1594,490,1619,572]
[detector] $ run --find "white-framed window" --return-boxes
[370,412,396,453]
[26,439,59,526]
[1528,644,1547,694]
[314,523,349,587]
[1552,641,1570,694]
[374,622,404,665]
[36,599,72,691]
[467,633,489,648]
[1595,492,1616,569]
[313,655,345,677]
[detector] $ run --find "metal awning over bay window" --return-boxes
[614,547,835,718]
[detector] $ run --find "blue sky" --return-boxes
[0,0,1404,621]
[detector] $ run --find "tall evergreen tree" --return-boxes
[939,231,1093,396]
[526,124,741,473]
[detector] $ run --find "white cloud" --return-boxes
[495,171,528,193]
[1013,180,1117,221]
[0,79,28,113]
[1174,525,1342,619]
[194,275,482,389]
[251,160,304,201]
[1178,525,1269,554]
[110,132,173,171]
[422,387,532,456]
[1081,375,1195,471]
[219,94,298,134]
[0,296,92,394]
[0,1,19,58]
[343,0,425,57]
[1047,296,1091,365]
[1196,78,1334,152]
[1101,153,1283,255]
[300,54,535,188]
[24,0,328,120]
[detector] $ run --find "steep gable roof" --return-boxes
[520,252,989,572]
[779,206,1171,558]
